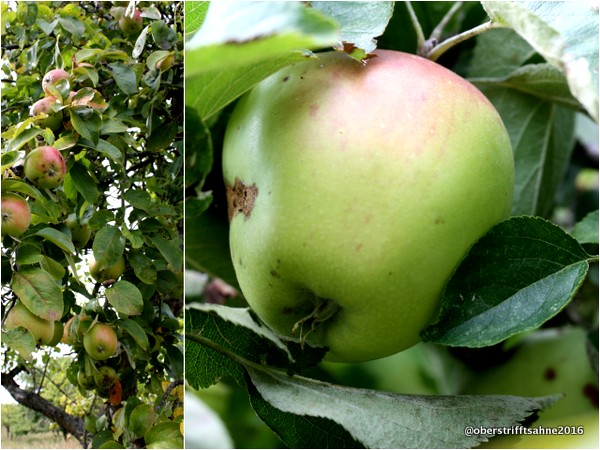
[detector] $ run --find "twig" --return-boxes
[426,20,504,61]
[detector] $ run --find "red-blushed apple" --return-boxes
[222,50,515,362]
[83,323,118,360]
[4,302,55,345]
[42,68,70,97]
[30,96,63,131]
[119,8,143,35]
[24,146,66,189]
[89,255,125,282]
[1,193,31,237]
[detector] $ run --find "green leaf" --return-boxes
[117,318,149,350]
[123,189,152,211]
[66,162,99,204]
[11,267,63,321]
[93,225,126,267]
[149,235,182,273]
[6,127,42,152]
[1,328,36,360]
[185,1,339,120]
[185,304,326,390]
[184,1,209,36]
[1,179,44,202]
[151,20,177,50]
[184,206,238,289]
[109,62,138,95]
[106,280,144,316]
[128,250,157,284]
[311,1,394,58]
[422,216,590,347]
[572,210,599,245]
[144,422,182,445]
[482,1,599,122]
[15,244,43,265]
[247,367,557,449]
[35,227,76,254]
[69,108,102,144]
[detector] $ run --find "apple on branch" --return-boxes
[223,50,514,363]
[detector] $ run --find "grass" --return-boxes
[1,430,81,449]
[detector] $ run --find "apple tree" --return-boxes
[185,2,598,448]
[1,1,184,448]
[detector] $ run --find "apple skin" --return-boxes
[1,193,31,237]
[119,9,143,35]
[30,96,63,131]
[4,302,55,345]
[223,50,514,362]
[42,68,70,97]
[65,215,91,248]
[89,255,125,282]
[78,370,96,390]
[83,323,118,360]
[47,321,64,346]
[462,327,598,421]
[94,366,118,388]
[24,146,67,189]
[478,410,599,449]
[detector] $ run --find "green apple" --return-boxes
[462,327,598,421]
[78,370,96,390]
[30,96,63,131]
[47,321,64,346]
[89,255,125,282]
[24,146,67,189]
[1,193,31,237]
[65,214,91,248]
[222,50,514,362]
[94,365,118,388]
[119,8,143,35]
[4,302,55,345]
[83,323,118,360]
[479,410,599,449]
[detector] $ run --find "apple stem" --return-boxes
[404,1,426,53]
[425,20,506,62]
[292,297,341,349]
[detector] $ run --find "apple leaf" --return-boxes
[127,251,157,285]
[66,162,99,204]
[34,227,76,255]
[11,267,63,322]
[421,216,592,347]
[92,225,126,268]
[185,1,339,120]
[247,366,558,449]
[148,235,182,273]
[116,318,149,351]
[482,1,599,122]
[108,62,138,96]
[310,1,394,60]
[185,304,326,390]
[184,206,238,290]
[571,210,599,245]
[468,29,576,217]
[1,328,36,361]
[105,281,144,316]
[184,1,209,36]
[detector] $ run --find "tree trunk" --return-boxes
[1,367,87,447]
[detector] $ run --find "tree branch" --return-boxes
[1,368,88,447]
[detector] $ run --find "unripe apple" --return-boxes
[83,323,118,360]
[119,9,143,35]
[65,214,91,248]
[462,327,598,421]
[42,68,70,97]
[24,146,66,189]
[47,321,64,346]
[1,193,31,237]
[4,302,55,345]
[77,370,96,390]
[94,365,118,388]
[30,96,63,131]
[89,255,125,282]
[223,50,514,362]
[156,53,175,72]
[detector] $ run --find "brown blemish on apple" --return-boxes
[310,104,319,117]
[270,269,280,278]
[226,177,258,222]
[543,367,556,380]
